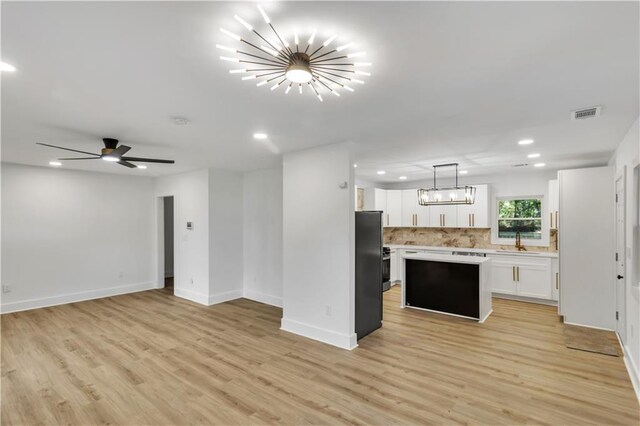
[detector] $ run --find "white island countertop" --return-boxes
[401,252,493,322]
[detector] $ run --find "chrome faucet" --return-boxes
[515,232,527,251]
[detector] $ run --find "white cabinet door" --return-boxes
[401,189,418,227]
[516,258,552,299]
[385,190,402,227]
[390,249,399,282]
[416,204,430,227]
[429,205,458,227]
[374,188,387,212]
[457,184,489,228]
[490,258,518,295]
[551,258,559,302]
[549,179,559,230]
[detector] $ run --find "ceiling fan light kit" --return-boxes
[218,3,371,101]
[36,138,175,169]
[417,163,476,206]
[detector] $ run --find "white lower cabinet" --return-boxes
[490,255,552,300]
[551,258,559,302]
[390,249,400,283]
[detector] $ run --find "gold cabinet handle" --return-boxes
[555,211,558,229]
[512,266,516,281]
[555,272,559,289]
[443,214,445,227]
[517,266,520,282]
[472,213,475,227]
[468,213,471,227]
[550,212,553,228]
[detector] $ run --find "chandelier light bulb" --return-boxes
[308,29,317,45]
[286,67,312,83]
[294,32,299,45]
[257,80,268,87]
[351,78,365,84]
[260,45,280,56]
[317,94,323,102]
[299,84,302,94]
[216,44,237,53]
[285,84,292,94]
[234,15,253,31]
[257,5,270,24]
[242,75,257,80]
[220,28,241,41]
[355,70,371,76]
[332,90,340,97]
[336,43,353,52]
[347,52,366,58]
[270,82,280,91]
[229,69,246,74]
[220,56,240,62]
[323,34,337,46]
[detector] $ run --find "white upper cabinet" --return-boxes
[368,184,489,228]
[548,179,559,230]
[429,204,458,228]
[401,189,429,227]
[385,190,402,227]
[456,184,489,228]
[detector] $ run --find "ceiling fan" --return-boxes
[37,138,175,168]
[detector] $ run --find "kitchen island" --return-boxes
[401,252,492,322]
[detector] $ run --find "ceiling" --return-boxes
[2,1,638,181]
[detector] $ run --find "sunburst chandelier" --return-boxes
[217,4,371,101]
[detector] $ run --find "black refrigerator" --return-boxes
[355,211,383,340]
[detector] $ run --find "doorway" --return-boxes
[615,171,626,342]
[162,196,175,294]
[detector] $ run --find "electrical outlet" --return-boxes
[2,284,11,294]
[325,305,332,316]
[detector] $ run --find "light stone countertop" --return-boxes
[402,252,492,265]
[386,244,559,258]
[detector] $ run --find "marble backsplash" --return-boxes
[383,227,558,253]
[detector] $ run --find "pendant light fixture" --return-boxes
[217,4,371,101]
[417,163,476,206]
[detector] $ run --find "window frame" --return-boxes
[491,194,549,247]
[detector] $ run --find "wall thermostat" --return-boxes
[186,221,193,230]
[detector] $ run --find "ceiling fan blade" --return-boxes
[37,142,100,157]
[111,145,131,157]
[118,160,137,168]
[121,156,175,164]
[58,157,101,160]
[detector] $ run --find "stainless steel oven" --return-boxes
[382,247,391,292]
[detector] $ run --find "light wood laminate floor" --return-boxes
[2,286,639,425]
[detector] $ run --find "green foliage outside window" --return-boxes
[498,198,542,240]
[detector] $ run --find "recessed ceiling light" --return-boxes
[527,153,541,158]
[353,164,358,168]
[459,170,468,175]
[49,161,62,166]
[253,133,268,139]
[534,162,546,167]
[0,62,16,72]
[137,165,147,169]
[399,176,407,180]
[518,139,534,145]
[377,170,386,175]
[102,156,120,162]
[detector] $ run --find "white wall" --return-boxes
[281,142,356,349]
[209,169,243,303]
[609,116,640,397]
[1,163,156,313]
[243,168,283,307]
[156,169,210,305]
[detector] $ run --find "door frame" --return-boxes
[156,195,176,293]
[614,168,626,342]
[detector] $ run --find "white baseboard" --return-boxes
[243,289,283,308]
[563,321,615,332]
[492,293,558,306]
[0,281,156,314]
[281,317,357,350]
[174,287,209,305]
[617,334,640,402]
[208,290,242,305]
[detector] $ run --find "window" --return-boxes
[497,198,542,240]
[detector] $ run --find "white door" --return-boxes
[516,259,552,299]
[490,258,518,295]
[386,190,402,227]
[401,189,418,227]
[615,173,626,341]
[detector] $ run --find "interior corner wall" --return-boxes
[156,169,210,305]
[208,169,243,304]
[609,116,640,396]
[1,163,156,313]
[242,168,283,307]
[281,142,356,350]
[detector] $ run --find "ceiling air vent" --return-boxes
[571,106,601,121]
